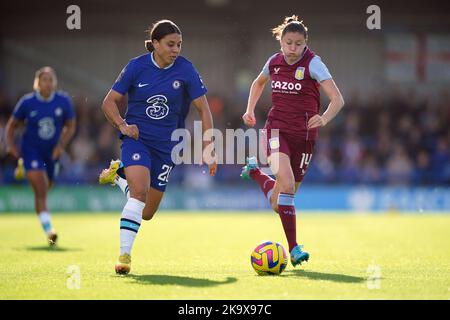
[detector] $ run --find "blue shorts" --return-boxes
[21,144,60,181]
[121,138,175,192]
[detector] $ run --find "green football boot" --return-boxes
[240,156,259,180]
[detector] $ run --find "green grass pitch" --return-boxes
[0,211,449,299]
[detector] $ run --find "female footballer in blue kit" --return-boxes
[5,67,76,246]
[100,20,217,274]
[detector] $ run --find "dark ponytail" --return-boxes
[145,19,181,52]
[272,15,308,41]
[145,40,154,52]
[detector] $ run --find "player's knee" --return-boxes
[130,190,148,203]
[277,181,295,194]
[34,189,47,199]
[268,192,280,212]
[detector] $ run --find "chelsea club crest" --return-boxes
[172,80,181,89]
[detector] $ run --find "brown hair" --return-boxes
[33,66,57,91]
[272,15,308,41]
[145,19,182,52]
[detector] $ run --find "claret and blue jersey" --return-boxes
[261,48,332,140]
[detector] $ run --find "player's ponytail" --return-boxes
[145,40,154,52]
[145,19,181,52]
[286,16,296,23]
[272,15,308,41]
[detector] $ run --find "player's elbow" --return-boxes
[101,97,116,118]
[68,121,77,136]
[339,95,345,108]
[5,117,17,135]
[101,97,109,113]
[335,94,345,109]
[253,77,266,90]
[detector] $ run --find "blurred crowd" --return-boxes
[1,88,449,186]
[306,89,450,185]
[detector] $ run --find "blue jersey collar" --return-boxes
[35,91,55,103]
[151,52,174,70]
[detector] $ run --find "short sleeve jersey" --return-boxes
[261,48,332,139]
[13,91,75,150]
[112,53,207,150]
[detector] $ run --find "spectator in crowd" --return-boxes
[1,89,449,186]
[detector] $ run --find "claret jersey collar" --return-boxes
[150,52,175,70]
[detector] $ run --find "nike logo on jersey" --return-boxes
[158,182,167,186]
[30,111,38,117]
[138,83,149,87]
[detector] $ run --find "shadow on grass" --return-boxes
[19,246,83,252]
[124,274,238,287]
[287,270,366,283]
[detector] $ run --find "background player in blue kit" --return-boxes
[100,20,217,274]
[5,66,76,246]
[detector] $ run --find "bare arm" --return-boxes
[59,119,76,149]
[52,118,76,160]
[307,78,345,129]
[102,89,127,129]
[243,72,269,127]
[192,95,217,176]
[102,89,139,140]
[5,116,20,159]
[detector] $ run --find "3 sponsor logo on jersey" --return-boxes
[37,117,56,140]
[145,95,170,120]
[271,80,302,91]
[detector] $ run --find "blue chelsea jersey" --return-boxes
[13,91,75,151]
[112,53,207,148]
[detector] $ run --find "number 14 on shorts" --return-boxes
[299,153,312,174]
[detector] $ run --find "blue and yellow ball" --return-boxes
[251,241,287,275]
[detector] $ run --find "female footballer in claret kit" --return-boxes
[241,15,345,267]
